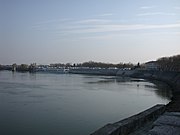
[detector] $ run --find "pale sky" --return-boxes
[0,0,180,65]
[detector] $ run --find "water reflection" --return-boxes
[86,76,172,100]
[29,73,37,80]
[148,80,172,100]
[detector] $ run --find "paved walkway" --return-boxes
[130,112,180,135]
[145,112,180,135]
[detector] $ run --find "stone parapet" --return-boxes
[90,105,165,135]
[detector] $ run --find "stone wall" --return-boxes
[69,68,119,76]
[129,70,180,93]
[90,105,165,135]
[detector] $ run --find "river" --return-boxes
[0,71,172,135]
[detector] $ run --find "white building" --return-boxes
[145,61,159,70]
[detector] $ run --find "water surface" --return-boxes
[0,71,171,135]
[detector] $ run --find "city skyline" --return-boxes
[0,0,180,65]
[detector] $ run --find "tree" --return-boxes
[17,64,29,72]
[157,55,180,71]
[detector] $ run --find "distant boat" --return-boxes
[36,67,69,74]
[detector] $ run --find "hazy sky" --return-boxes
[1,0,180,64]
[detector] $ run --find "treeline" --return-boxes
[0,63,37,72]
[0,65,3,70]
[0,65,12,70]
[51,61,134,69]
[157,55,180,71]
[1,54,179,72]
[77,61,134,68]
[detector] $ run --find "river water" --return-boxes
[0,71,171,135]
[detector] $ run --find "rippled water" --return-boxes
[0,71,171,135]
